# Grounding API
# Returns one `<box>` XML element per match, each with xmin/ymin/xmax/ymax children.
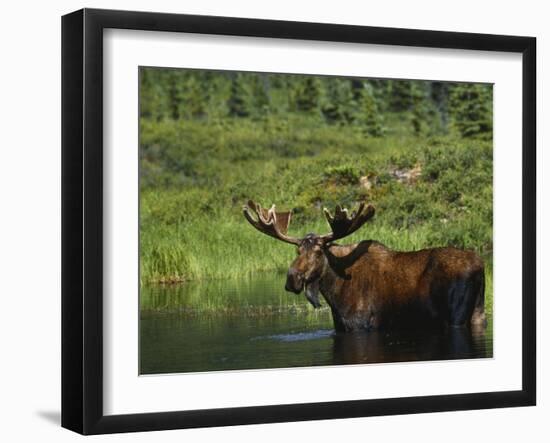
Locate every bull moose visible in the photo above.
<box><xmin>243</xmin><ymin>200</ymin><xmax>486</xmax><ymax>332</ymax></box>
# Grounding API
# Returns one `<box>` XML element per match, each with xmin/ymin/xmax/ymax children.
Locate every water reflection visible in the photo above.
<box><xmin>140</xmin><ymin>274</ymin><xmax>492</xmax><ymax>375</ymax></box>
<box><xmin>257</xmin><ymin>330</ymin><xmax>334</xmax><ymax>343</ymax></box>
<box><xmin>331</xmin><ymin>324</ymin><xmax>491</xmax><ymax>365</ymax></box>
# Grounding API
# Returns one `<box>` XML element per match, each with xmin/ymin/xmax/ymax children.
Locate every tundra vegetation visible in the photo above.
<box><xmin>139</xmin><ymin>68</ymin><xmax>493</xmax><ymax>316</ymax></box>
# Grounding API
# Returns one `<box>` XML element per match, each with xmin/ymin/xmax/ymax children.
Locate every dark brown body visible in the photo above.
<box><xmin>317</xmin><ymin>241</ymin><xmax>486</xmax><ymax>332</ymax></box>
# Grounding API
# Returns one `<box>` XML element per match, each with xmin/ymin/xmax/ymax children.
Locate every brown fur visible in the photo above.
<box><xmin>288</xmin><ymin>239</ymin><xmax>485</xmax><ymax>332</ymax></box>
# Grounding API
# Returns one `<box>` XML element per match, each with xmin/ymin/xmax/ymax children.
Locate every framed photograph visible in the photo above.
<box><xmin>61</xmin><ymin>8</ymin><xmax>536</xmax><ymax>435</ymax></box>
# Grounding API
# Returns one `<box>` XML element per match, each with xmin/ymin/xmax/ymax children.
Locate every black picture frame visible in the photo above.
<box><xmin>61</xmin><ymin>8</ymin><xmax>536</xmax><ymax>435</ymax></box>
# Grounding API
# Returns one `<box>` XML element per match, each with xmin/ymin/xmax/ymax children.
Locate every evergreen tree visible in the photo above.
<box><xmin>358</xmin><ymin>83</ymin><xmax>384</xmax><ymax>137</ymax></box>
<box><xmin>182</xmin><ymin>73</ymin><xmax>209</xmax><ymax>119</ymax></box>
<box><xmin>449</xmin><ymin>83</ymin><xmax>493</xmax><ymax>138</ymax></box>
<box><xmin>138</xmin><ymin>68</ymin><xmax>477</xmax><ymax>140</ymax></box>
<box><xmin>227</xmin><ymin>74</ymin><xmax>252</xmax><ymax>117</ymax></box>
<box><xmin>366</xmin><ymin>79</ymin><xmax>392</xmax><ymax>112</ymax></box>
<box><xmin>430</xmin><ymin>81</ymin><xmax>450</xmax><ymax>131</ymax></box>
<box><xmin>294</xmin><ymin>77</ymin><xmax>321</xmax><ymax>112</ymax></box>
<box><xmin>166</xmin><ymin>70</ymin><xmax>185</xmax><ymax>120</ymax></box>
<box><xmin>350</xmin><ymin>79</ymin><xmax>365</xmax><ymax>101</ymax></box>
<box><xmin>388</xmin><ymin>80</ymin><xmax>415</xmax><ymax>111</ymax></box>
<box><xmin>251</xmin><ymin>74</ymin><xmax>271</xmax><ymax>116</ymax></box>
<box><xmin>409</xmin><ymin>81</ymin><xmax>430</xmax><ymax>135</ymax></box>
<box><xmin>321</xmin><ymin>78</ymin><xmax>355</xmax><ymax>123</ymax></box>
<box><xmin>140</xmin><ymin>68</ymin><xmax>169</xmax><ymax>120</ymax></box>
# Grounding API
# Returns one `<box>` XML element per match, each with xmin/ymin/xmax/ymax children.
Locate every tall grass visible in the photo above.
<box><xmin>140</xmin><ymin>216</ymin><xmax>487</xmax><ymax>282</ymax></box>
<box><xmin>139</xmin><ymin>115</ymin><xmax>493</xmax><ymax>311</ymax></box>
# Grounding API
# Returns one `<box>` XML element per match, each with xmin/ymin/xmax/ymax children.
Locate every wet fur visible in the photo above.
<box><xmin>317</xmin><ymin>241</ymin><xmax>486</xmax><ymax>332</ymax></box>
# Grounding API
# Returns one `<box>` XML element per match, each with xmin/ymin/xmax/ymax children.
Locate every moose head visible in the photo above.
<box><xmin>243</xmin><ymin>200</ymin><xmax>375</xmax><ymax>307</ymax></box>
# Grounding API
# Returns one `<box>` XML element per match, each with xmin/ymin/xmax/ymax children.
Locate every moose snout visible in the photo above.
<box><xmin>285</xmin><ymin>268</ymin><xmax>304</xmax><ymax>294</ymax></box>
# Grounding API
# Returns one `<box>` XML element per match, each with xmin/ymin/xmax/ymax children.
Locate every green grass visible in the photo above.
<box><xmin>139</xmin><ymin>113</ymin><xmax>493</xmax><ymax>312</ymax></box>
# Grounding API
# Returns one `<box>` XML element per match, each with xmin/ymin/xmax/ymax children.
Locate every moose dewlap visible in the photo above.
<box><xmin>243</xmin><ymin>200</ymin><xmax>486</xmax><ymax>332</ymax></box>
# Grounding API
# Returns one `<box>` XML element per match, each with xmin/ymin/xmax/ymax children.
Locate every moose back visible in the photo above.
<box><xmin>243</xmin><ymin>200</ymin><xmax>486</xmax><ymax>332</ymax></box>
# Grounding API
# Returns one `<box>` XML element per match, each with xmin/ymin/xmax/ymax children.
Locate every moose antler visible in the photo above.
<box><xmin>243</xmin><ymin>200</ymin><xmax>301</xmax><ymax>245</ymax></box>
<box><xmin>320</xmin><ymin>202</ymin><xmax>375</xmax><ymax>243</ymax></box>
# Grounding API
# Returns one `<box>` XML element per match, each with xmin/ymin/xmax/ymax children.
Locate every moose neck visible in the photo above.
<box><xmin>318</xmin><ymin>241</ymin><xmax>376</xmax><ymax>327</ymax></box>
<box><xmin>318</xmin><ymin>243</ymin><xmax>366</xmax><ymax>306</ymax></box>
<box><xmin>317</xmin><ymin>246</ymin><xmax>355</xmax><ymax>331</ymax></box>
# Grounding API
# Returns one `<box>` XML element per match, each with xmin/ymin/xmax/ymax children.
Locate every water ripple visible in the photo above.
<box><xmin>255</xmin><ymin>329</ymin><xmax>334</xmax><ymax>342</ymax></box>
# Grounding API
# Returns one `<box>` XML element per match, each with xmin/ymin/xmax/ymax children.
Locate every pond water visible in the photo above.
<box><xmin>140</xmin><ymin>274</ymin><xmax>493</xmax><ymax>375</ymax></box>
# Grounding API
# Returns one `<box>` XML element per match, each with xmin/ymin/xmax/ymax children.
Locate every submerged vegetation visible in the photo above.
<box><xmin>139</xmin><ymin>68</ymin><xmax>493</xmax><ymax>311</ymax></box>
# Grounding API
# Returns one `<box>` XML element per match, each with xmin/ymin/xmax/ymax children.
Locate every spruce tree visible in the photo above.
<box><xmin>366</xmin><ymin>79</ymin><xmax>391</xmax><ymax>112</ymax></box>
<box><xmin>359</xmin><ymin>83</ymin><xmax>384</xmax><ymax>137</ymax></box>
<box><xmin>321</xmin><ymin>78</ymin><xmax>355</xmax><ymax>123</ymax></box>
<box><xmin>410</xmin><ymin>81</ymin><xmax>430</xmax><ymax>135</ymax></box>
<box><xmin>227</xmin><ymin>74</ymin><xmax>252</xmax><ymax>117</ymax></box>
<box><xmin>388</xmin><ymin>80</ymin><xmax>414</xmax><ymax>111</ymax></box>
<box><xmin>294</xmin><ymin>77</ymin><xmax>321</xmax><ymax>112</ymax></box>
<box><xmin>182</xmin><ymin>73</ymin><xmax>208</xmax><ymax>119</ymax></box>
<box><xmin>139</xmin><ymin>68</ymin><xmax>169</xmax><ymax>120</ymax></box>
<box><xmin>430</xmin><ymin>81</ymin><xmax>450</xmax><ymax>132</ymax></box>
<box><xmin>251</xmin><ymin>74</ymin><xmax>271</xmax><ymax>116</ymax></box>
<box><xmin>449</xmin><ymin>83</ymin><xmax>493</xmax><ymax>139</ymax></box>
<box><xmin>166</xmin><ymin>70</ymin><xmax>185</xmax><ymax>120</ymax></box>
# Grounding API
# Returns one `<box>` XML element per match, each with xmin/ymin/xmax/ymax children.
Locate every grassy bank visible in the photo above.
<box><xmin>140</xmin><ymin>117</ymin><xmax>492</xmax><ymax>277</ymax></box>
